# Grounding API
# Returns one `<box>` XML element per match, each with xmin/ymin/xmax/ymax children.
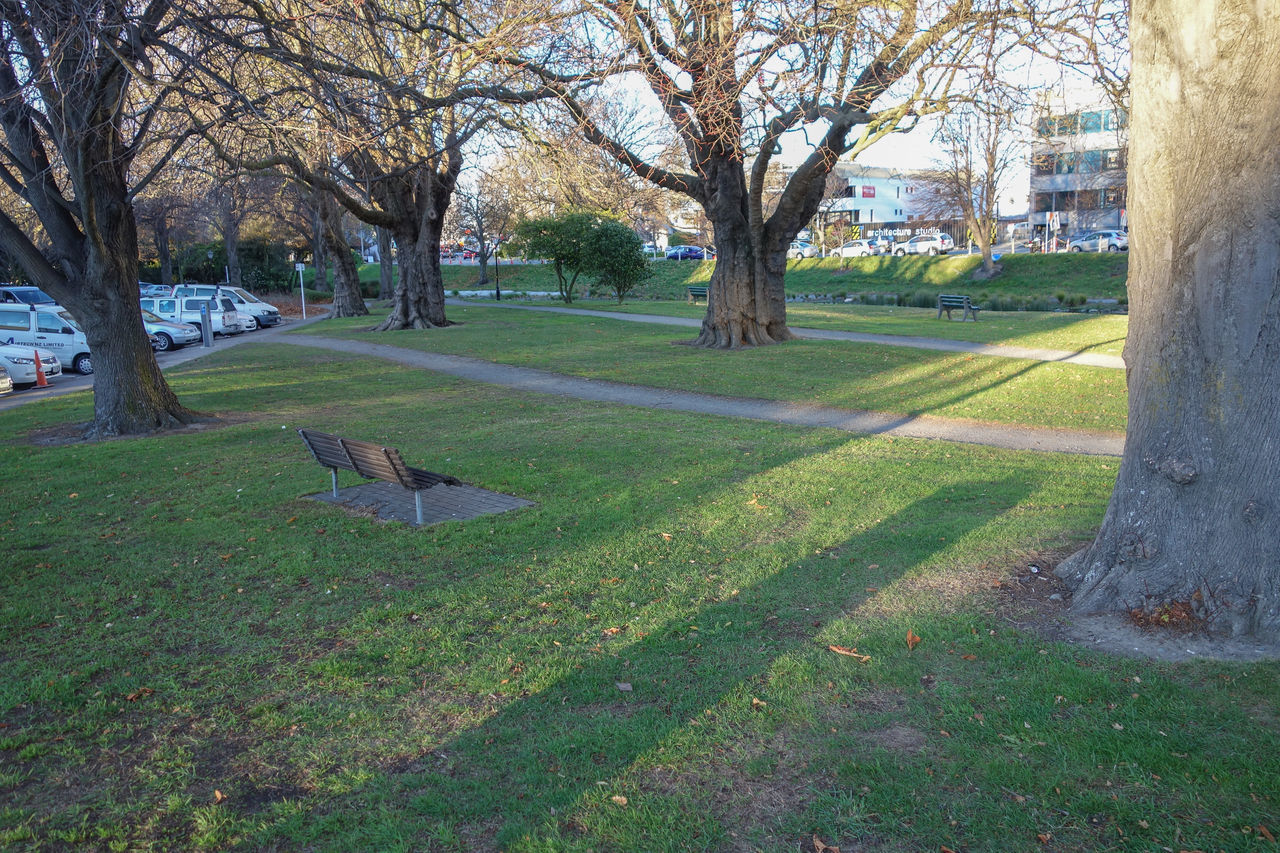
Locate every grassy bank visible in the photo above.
<box><xmin>419</xmin><ymin>252</ymin><xmax>1128</xmax><ymax>310</ymax></box>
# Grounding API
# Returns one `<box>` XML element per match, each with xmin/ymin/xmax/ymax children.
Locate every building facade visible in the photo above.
<box><xmin>1029</xmin><ymin>89</ymin><xmax>1128</xmax><ymax>235</ymax></box>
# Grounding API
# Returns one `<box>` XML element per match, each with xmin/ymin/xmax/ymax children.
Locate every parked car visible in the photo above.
<box><xmin>786</xmin><ymin>241</ymin><xmax>821</xmax><ymax>259</ymax></box>
<box><xmin>0</xmin><ymin>304</ymin><xmax>94</xmax><ymax>374</ymax></box>
<box><xmin>666</xmin><ymin>245</ymin><xmax>706</xmax><ymax>260</ymax></box>
<box><xmin>833</xmin><ymin>239</ymin><xmax>877</xmax><ymax>257</ymax></box>
<box><xmin>0</xmin><ymin>363</ymin><xmax>12</xmax><ymax>395</ymax></box>
<box><xmin>0</xmin><ymin>342</ymin><xmax>61</xmax><ymax>386</ymax></box>
<box><xmin>893</xmin><ymin>233</ymin><xmax>955</xmax><ymax>255</ymax></box>
<box><xmin>140</xmin><ymin>295</ymin><xmax>244</xmax><ymax>337</ymax></box>
<box><xmin>1067</xmin><ymin>230</ymin><xmax>1128</xmax><ymax>252</ymax></box>
<box><xmin>0</xmin><ymin>285</ymin><xmax>57</xmax><ymax>306</ymax></box>
<box><xmin>139</xmin><ymin>283</ymin><xmax>173</xmax><ymax>297</ymax></box>
<box><xmin>172</xmin><ymin>285</ymin><xmax>282</xmax><ymax>328</ymax></box>
<box><xmin>141</xmin><ymin>309</ymin><xmax>201</xmax><ymax>352</ymax></box>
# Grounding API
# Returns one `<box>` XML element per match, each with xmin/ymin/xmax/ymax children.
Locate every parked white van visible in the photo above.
<box><xmin>172</xmin><ymin>285</ymin><xmax>281</xmax><ymax>329</ymax></box>
<box><xmin>0</xmin><ymin>304</ymin><xmax>94</xmax><ymax>374</ymax></box>
<box><xmin>139</xmin><ymin>295</ymin><xmax>244</xmax><ymax>337</ymax></box>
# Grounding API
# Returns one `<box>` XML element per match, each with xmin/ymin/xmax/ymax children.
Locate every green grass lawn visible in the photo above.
<box><xmin>301</xmin><ymin>307</ymin><xmax>1129</xmax><ymax>433</ymax></box>
<box><xmin>2</xmin><ymin>337</ymin><xmax>1275</xmax><ymax>852</ymax></box>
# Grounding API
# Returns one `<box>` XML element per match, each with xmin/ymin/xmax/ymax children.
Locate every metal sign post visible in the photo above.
<box><xmin>295</xmin><ymin>262</ymin><xmax>307</xmax><ymax>319</ymax></box>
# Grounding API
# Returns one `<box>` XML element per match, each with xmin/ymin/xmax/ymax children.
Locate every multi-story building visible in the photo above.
<box><xmin>1029</xmin><ymin>89</ymin><xmax>1128</xmax><ymax>236</ymax></box>
<box><xmin>820</xmin><ymin>164</ymin><xmax>920</xmax><ymax>227</ymax></box>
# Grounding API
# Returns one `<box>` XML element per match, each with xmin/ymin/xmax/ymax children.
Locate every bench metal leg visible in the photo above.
<box><xmin>330</xmin><ymin>468</ymin><xmax>339</xmax><ymax>498</ymax></box>
<box><xmin>414</xmin><ymin>491</ymin><xmax>423</xmax><ymax>525</ymax></box>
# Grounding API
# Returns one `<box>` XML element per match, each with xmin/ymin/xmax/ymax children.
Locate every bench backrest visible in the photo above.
<box><xmin>937</xmin><ymin>294</ymin><xmax>970</xmax><ymax>306</ymax></box>
<box><xmin>298</xmin><ymin>428</ymin><xmax>413</xmax><ymax>489</ymax></box>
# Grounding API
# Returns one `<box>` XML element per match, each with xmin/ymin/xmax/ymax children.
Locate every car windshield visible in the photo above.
<box><xmin>56</xmin><ymin>310</ymin><xmax>82</xmax><ymax>332</ymax></box>
<box><xmin>6</xmin><ymin>287</ymin><xmax>55</xmax><ymax>304</ymax></box>
<box><xmin>141</xmin><ymin>309</ymin><xmax>162</xmax><ymax>322</ymax></box>
<box><xmin>230</xmin><ymin>287</ymin><xmax>261</xmax><ymax>303</ymax></box>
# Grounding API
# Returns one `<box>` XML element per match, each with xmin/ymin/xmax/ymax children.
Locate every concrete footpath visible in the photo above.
<box><xmin>453</xmin><ymin>301</ymin><xmax>1127</xmax><ymax>370</ymax></box>
<box><xmin>2</xmin><ymin>311</ymin><xmax>1125</xmax><ymax>457</ymax></box>
<box><xmin>277</xmin><ymin>333</ymin><xmax>1124</xmax><ymax>457</ymax></box>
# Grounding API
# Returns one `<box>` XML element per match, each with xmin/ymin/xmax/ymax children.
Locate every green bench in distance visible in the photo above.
<box><xmin>937</xmin><ymin>293</ymin><xmax>981</xmax><ymax>321</ymax></box>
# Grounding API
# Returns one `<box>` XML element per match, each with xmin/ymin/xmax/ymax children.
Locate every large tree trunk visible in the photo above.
<box><xmin>377</xmin><ymin>227</ymin><xmax>393</xmax><ymax>299</ymax></box>
<box><xmin>63</xmin><ymin>166</ymin><xmax>199</xmax><ymax>438</ymax></box>
<box><xmin>318</xmin><ymin>193</ymin><xmax>368</xmax><ymax>318</ymax></box>
<box><xmin>372</xmin><ymin>161</ymin><xmax>458</xmax><ymax>331</ymax></box>
<box><xmin>1056</xmin><ymin>0</ymin><xmax>1280</xmax><ymax>640</ymax></box>
<box><xmin>693</xmin><ymin>160</ymin><xmax>794</xmax><ymax>348</ymax></box>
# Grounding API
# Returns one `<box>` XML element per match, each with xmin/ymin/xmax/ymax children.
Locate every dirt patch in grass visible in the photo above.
<box><xmin>27</xmin><ymin>412</ymin><xmax>255</xmax><ymax>446</ymax></box>
<box><xmin>993</xmin><ymin>547</ymin><xmax>1280</xmax><ymax>663</ymax></box>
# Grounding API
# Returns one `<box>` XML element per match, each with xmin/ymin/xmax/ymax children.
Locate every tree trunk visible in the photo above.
<box><xmin>156</xmin><ymin>215</ymin><xmax>174</xmax><ymax>286</ymax></box>
<box><xmin>311</xmin><ymin>202</ymin><xmax>329</xmax><ymax>291</ymax></box>
<box><xmin>319</xmin><ymin>193</ymin><xmax>368</xmax><ymax>318</ymax></box>
<box><xmin>372</xmin><ymin>162</ymin><xmax>458</xmax><ymax>331</ymax></box>
<box><xmin>225</xmin><ymin>224</ymin><xmax>241</xmax><ymax>287</ymax></box>
<box><xmin>692</xmin><ymin>162</ymin><xmax>794</xmax><ymax>348</ymax></box>
<box><xmin>1056</xmin><ymin>0</ymin><xmax>1280</xmax><ymax>641</ymax></box>
<box><xmin>377</xmin><ymin>227</ymin><xmax>393</xmax><ymax>299</ymax></box>
<box><xmin>63</xmin><ymin>171</ymin><xmax>200</xmax><ymax>437</ymax></box>
<box><xmin>220</xmin><ymin>195</ymin><xmax>241</xmax><ymax>287</ymax></box>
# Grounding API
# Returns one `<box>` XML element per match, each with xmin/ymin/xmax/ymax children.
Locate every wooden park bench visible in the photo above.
<box><xmin>297</xmin><ymin>428</ymin><xmax>461</xmax><ymax>525</ymax></box>
<box><xmin>686</xmin><ymin>285</ymin><xmax>708</xmax><ymax>303</ymax></box>
<box><xmin>936</xmin><ymin>294</ymin><xmax>980</xmax><ymax>321</ymax></box>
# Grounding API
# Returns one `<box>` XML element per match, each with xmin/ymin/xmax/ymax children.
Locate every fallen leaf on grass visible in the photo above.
<box><xmin>961</xmin><ymin>654</ymin><xmax>977</xmax><ymax>661</ymax></box>
<box><xmin>660</xmin><ymin>532</ymin><xmax>673</xmax><ymax>541</ymax></box>
<box><xmin>214</xmin><ymin>789</ymin><xmax>227</xmax><ymax>804</ymax></box>
<box><xmin>1258</xmin><ymin>825</ymin><xmax>1275</xmax><ymax>843</ymax></box>
<box><xmin>812</xmin><ymin>834</ymin><xmax>840</xmax><ymax>853</ymax></box>
<box><xmin>907</xmin><ymin>630</ymin><xmax>922</xmax><ymax>650</ymax></box>
<box><xmin>1037</xmin><ymin>833</ymin><xmax>1051</xmax><ymax>844</ymax></box>
<box><xmin>610</xmin><ymin>795</ymin><xmax>628</xmax><ymax>806</ymax></box>
<box><xmin>615</xmin><ymin>682</ymin><xmax>632</xmax><ymax>692</ymax></box>
<box><xmin>125</xmin><ymin>687</ymin><xmax>154</xmax><ymax>702</ymax></box>
<box><xmin>751</xmin><ymin>697</ymin><xmax>767</xmax><ymax>709</ymax></box>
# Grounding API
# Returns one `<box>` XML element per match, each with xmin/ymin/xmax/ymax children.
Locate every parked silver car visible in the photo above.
<box><xmin>833</xmin><ymin>239</ymin><xmax>877</xmax><ymax>257</ymax></box>
<box><xmin>1068</xmin><ymin>230</ymin><xmax>1128</xmax><ymax>252</ymax></box>
<box><xmin>787</xmin><ymin>241</ymin><xmax>821</xmax><ymax>259</ymax></box>
<box><xmin>141</xmin><ymin>309</ymin><xmax>201</xmax><ymax>352</ymax></box>
<box><xmin>893</xmin><ymin>233</ymin><xmax>955</xmax><ymax>255</ymax></box>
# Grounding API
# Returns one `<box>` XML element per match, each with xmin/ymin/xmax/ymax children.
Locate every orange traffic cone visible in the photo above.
<box><xmin>33</xmin><ymin>349</ymin><xmax>48</xmax><ymax>387</ymax></box>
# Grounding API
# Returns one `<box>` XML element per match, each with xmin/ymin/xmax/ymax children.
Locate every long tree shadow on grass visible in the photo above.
<box><xmin>299</xmin><ymin>474</ymin><xmax>1039</xmax><ymax>848</ymax></box>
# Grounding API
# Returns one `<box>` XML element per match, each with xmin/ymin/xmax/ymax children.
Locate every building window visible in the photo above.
<box><xmin>1080</xmin><ymin>110</ymin><xmax>1104</xmax><ymax>133</ymax></box>
<box><xmin>1103</xmin><ymin>109</ymin><xmax>1128</xmax><ymax>131</ymax></box>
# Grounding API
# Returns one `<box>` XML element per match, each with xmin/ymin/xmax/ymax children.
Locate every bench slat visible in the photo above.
<box><xmin>339</xmin><ymin>438</ymin><xmax>411</xmax><ymax>488</ymax></box>
<box><xmin>298</xmin><ymin>428</ymin><xmax>357</xmax><ymax>471</ymax></box>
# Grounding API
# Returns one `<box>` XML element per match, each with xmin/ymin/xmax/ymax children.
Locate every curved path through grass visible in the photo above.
<box><xmin>448</xmin><ymin>300</ymin><xmax>1127</xmax><ymax>369</ymax></box>
<box><xmin>280</xmin><ymin>333</ymin><xmax>1124</xmax><ymax>456</ymax></box>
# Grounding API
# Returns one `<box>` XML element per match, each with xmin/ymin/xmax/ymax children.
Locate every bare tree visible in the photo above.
<box><xmin>451</xmin><ymin>175</ymin><xmax>516</xmax><ymax>293</ymax></box>
<box><xmin>528</xmin><ymin>0</ymin><xmax>1020</xmax><ymax>347</ymax></box>
<box><xmin>0</xmin><ymin>0</ymin><xmax>201</xmax><ymax>437</ymax></box>
<box><xmin>176</xmin><ymin>0</ymin><xmax>557</xmax><ymax>330</ymax></box>
<box><xmin>1056</xmin><ymin>0</ymin><xmax>1280</xmax><ymax>642</ymax></box>
<box><xmin>914</xmin><ymin>87</ymin><xmax>1025</xmax><ymax>276</ymax></box>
